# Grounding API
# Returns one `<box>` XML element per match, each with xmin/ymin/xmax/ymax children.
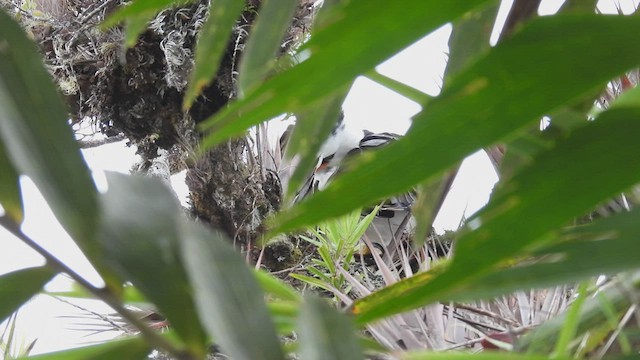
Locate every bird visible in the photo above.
<box><xmin>293</xmin><ymin>115</ymin><xmax>416</xmax><ymax>265</ymax></box>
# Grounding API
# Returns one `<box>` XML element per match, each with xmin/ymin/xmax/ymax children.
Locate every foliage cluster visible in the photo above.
<box><xmin>1</xmin><ymin>0</ymin><xmax>640</xmax><ymax>359</ymax></box>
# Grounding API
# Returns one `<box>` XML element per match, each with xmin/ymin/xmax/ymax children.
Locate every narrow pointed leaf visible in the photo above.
<box><xmin>198</xmin><ymin>0</ymin><xmax>495</xmax><ymax>145</ymax></box>
<box><xmin>364</xmin><ymin>70</ymin><xmax>430</xmax><ymax>104</ymax></box>
<box><xmin>352</xmin><ymin>107</ymin><xmax>640</xmax><ymax>324</ymax></box>
<box><xmin>179</xmin><ymin>219</ymin><xmax>284</xmax><ymax>360</ymax></box>
<box><xmin>285</xmin><ymin>92</ymin><xmax>347</xmax><ymax>199</ymax></box>
<box><xmin>102</xmin><ymin>0</ymin><xmax>184</xmax><ymax>28</ymax></box>
<box><xmin>0</xmin><ymin>142</ymin><xmax>22</xmax><ymax>222</ymax></box>
<box><xmin>0</xmin><ymin>10</ymin><xmax>98</xmax><ymax>244</ymax></box>
<box><xmin>298</xmin><ymin>296</ymin><xmax>363</xmax><ymax>360</ymax></box>
<box><xmin>0</xmin><ymin>266</ymin><xmax>56</xmax><ymax>323</ymax></box>
<box><xmin>411</xmin><ymin>5</ymin><xmax>496</xmax><ymax>245</ymax></box>
<box><xmin>27</xmin><ymin>336</ymin><xmax>150</xmax><ymax>360</ymax></box>
<box><xmin>237</xmin><ymin>0</ymin><xmax>298</xmax><ymax>94</ymax></box>
<box><xmin>446</xmin><ymin>2</ymin><xmax>498</xmax><ymax>77</ymax></box>
<box><xmin>98</xmin><ymin>172</ymin><xmax>206</xmax><ymax>355</ymax></box>
<box><xmin>102</xmin><ymin>0</ymin><xmax>191</xmax><ymax>47</ymax></box>
<box><xmin>273</xmin><ymin>14</ymin><xmax>640</xmax><ymax>234</ymax></box>
<box><xmin>519</xmin><ymin>271</ymin><xmax>640</xmax><ymax>354</ymax></box>
<box><xmin>182</xmin><ymin>0</ymin><xmax>245</xmax><ymax>109</ymax></box>
<box><xmin>255</xmin><ymin>269</ymin><xmax>301</xmax><ymax>302</ymax></box>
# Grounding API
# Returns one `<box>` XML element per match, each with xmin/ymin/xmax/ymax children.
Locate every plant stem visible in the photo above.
<box><xmin>0</xmin><ymin>216</ymin><xmax>190</xmax><ymax>360</ymax></box>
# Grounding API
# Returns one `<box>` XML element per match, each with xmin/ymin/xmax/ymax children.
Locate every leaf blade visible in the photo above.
<box><xmin>198</xmin><ymin>0</ymin><xmax>495</xmax><ymax>145</ymax></box>
<box><xmin>179</xmin><ymin>219</ymin><xmax>284</xmax><ymax>360</ymax></box>
<box><xmin>0</xmin><ymin>10</ymin><xmax>98</xmax><ymax>246</ymax></box>
<box><xmin>98</xmin><ymin>172</ymin><xmax>206</xmax><ymax>355</ymax></box>
<box><xmin>298</xmin><ymin>297</ymin><xmax>363</xmax><ymax>360</ymax></box>
<box><xmin>237</xmin><ymin>0</ymin><xmax>298</xmax><ymax>94</ymax></box>
<box><xmin>273</xmin><ymin>14</ymin><xmax>640</xmax><ymax>234</ymax></box>
<box><xmin>182</xmin><ymin>0</ymin><xmax>245</xmax><ymax>109</ymax></box>
<box><xmin>0</xmin><ymin>266</ymin><xmax>56</xmax><ymax>324</ymax></box>
<box><xmin>352</xmin><ymin>107</ymin><xmax>640</xmax><ymax>324</ymax></box>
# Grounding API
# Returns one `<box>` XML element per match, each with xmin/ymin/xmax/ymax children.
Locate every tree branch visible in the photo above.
<box><xmin>0</xmin><ymin>215</ymin><xmax>190</xmax><ymax>359</ymax></box>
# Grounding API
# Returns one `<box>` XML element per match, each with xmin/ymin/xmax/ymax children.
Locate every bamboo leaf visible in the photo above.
<box><xmin>520</xmin><ymin>272</ymin><xmax>640</xmax><ymax>354</ymax></box>
<box><xmin>182</xmin><ymin>0</ymin><xmax>245</xmax><ymax>109</ymax></box>
<box><xmin>284</xmin><ymin>92</ymin><xmax>347</xmax><ymax>200</ymax></box>
<box><xmin>255</xmin><ymin>269</ymin><xmax>301</xmax><ymax>302</ymax></box>
<box><xmin>0</xmin><ymin>266</ymin><xmax>56</xmax><ymax>324</ymax></box>
<box><xmin>352</xmin><ymin>107</ymin><xmax>640</xmax><ymax>324</ymax></box>
<box><xmin>102</xmin><ymin>0</ymin><xmax>190</xmax><ymax>47</ymax></box>
<box><xmin>27</xmin><ymin>336</ymin><xmax>150</xmax><ymax>360</ymax></box>
<box><xmin>0</xmin><ymin>10</ymin><xmax>98</xmax><ymax>246</ymax></box>
<box><xmin>0</xmin><ymin>141</ymin><xmax>22</xmax><ymax>222</ymax></box>
<box><xmin>298</xmin><ymin>296</ymin><xmax>363</xmax><ymax>360</ymax></box>
<box><xmin>272</xmin><ymin>14</ymin><xmax>640</xmax><ymax>234</ymax></box>
<box><xmin>179</xmin><ymin>218</ymin><xmax>284</xmax><ymax>360</ymax></box>
<box><xmin>98</xmin><ymin>172</ymin><xmax>206</xmax><ymax>356</ymax></box>
<box><xmin>102</xmin><ymin>0</ymin><xmax>184</xmax><ymax>28</ymax></box>
<box><xmin>198</xmin><ymin>0</ymin><xmax>495</xmax><ymax>145</ymax></box>
<box><xmin>237</xmin><ymin>0</ymin><xmax>298</xmax><ymax>95</ymax></box>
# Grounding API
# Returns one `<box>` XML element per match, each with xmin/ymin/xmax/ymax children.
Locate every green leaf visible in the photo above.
<box><xmin>290</xmin><ymin>273</ymin><xmax>334</xmax><ymax>293</ymax></box>
<box><xmin>385</xmin><ymin>206</ymin><xmax>640</xmax><ymax>307</ymax></box>
<box><xmin>182</xmin><ymin>0</ymin><xmax>245</xmax><ymax>109</ymax></box>
<box><xmin>198</xmin><ymin>0</ymin><xmax>495</xmax><ymax>145</ymax></box>
<box><xmin>179</xmin><ymin>219</ymin><xmax>284</xmax><ymax>360</ymax></box>
<box><xmin>0</xmin><ymin>266</ymin><xmax>56</xmax><ymax>323</ymax></box>
<box><xmin>255</xmin><ymin>269</ymin><xmax>301</xmax><ymax>302</ymax></box>
<box><xmin>520</xmin><ymin>272</ymin><xmax>640</xmax><ymax>354</ymax></box>
<box><xmin>364</xmin><ymin>70</ymin><xmax>430</xmax><ymax>104</ymax></box>
<box><xmin>284</xmin><ymin>92</ymin><xmax>347</xmax><ymax>199</ymax></box>
<box><xmin>552</xmin><ymin>282</ymin><xmax>588</xmax><ymax>357</ymax></box>
<box><xmin>102</xmin><ymin>0</ymin><xmax>182</xmax><ymax>28</ymax></box>
<box><xmin>102</xmin><ymin>0</ymin><xmax>189</xmax><ymax>47</ymax></box>
<box><xmin>298</xmin><ymin>296</ymin><xmax>363</xmax><ymax>360</ymax></box>
<box><xmin>0</xmin><ymin>141</ymin><xmax>22</xmax><ymax>222</ymax></box>
<box><xmin>272</xmin><ymin>14</ymin><xmax>640</xmax><ymax>234</ymax></box>
<box><xmin>98</xmin><ymin>172</ymin><xmax>206</xmax><ymax>356</ymax></box>
<box><xmin>445</xmin><ymin>2</ymin><xmax>498</xmax><ymax>77</ymax></box>
<box><xmin>237</xmin><ymin>0</ymin><xmax>298</xmax><ymax>95</ymax></box>
<box><xmin>0</xmin><ymin>10</ymin><xmax>98</xmax><ymax>245</ymax></box>
<box><xmin>268</xmin><ymin>301</ymin><xmax>299</xmax><ymax>335</ymax></box>
<box><xmin>26</xmin><ymin>336</ymin><xmax>150</xmax><ymax>360</ymax></box>
<box><xmin>352</xmin><ymin>107</ymin><xmax>640</xmax><ymax>324</ymax></box>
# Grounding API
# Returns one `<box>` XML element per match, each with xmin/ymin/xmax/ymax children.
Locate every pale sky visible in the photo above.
<box><xmin>1</xmin><ymin>0</ymin><xmax>638</xmax><ymax>355</ymax></box>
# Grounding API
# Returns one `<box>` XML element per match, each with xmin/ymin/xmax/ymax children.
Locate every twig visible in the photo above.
<box><xmin>453</xmin><ymin>303</ymin><xmax>521</xmax><ymax>328</ymax></box>
<box><xmin>0</xmin><ymin>216</ymin><xmax>190</xmax><ymax>360</ymax></box>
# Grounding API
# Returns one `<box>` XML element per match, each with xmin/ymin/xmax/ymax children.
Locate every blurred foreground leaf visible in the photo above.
<box><xmin>237</xmin><ymin>0</ymin><xmax>298</xmax><ymax>95</ymax></box>
<box><xmin>182</xmin><ymin>0</ymin><xmax>245</xmax><ymax>109</ymax></box>
<box><xmin>0</xmin><ymin>142</ymin><xmax>22</xmax><ymax>222</ymax></box>
<box><xmin>0</xmin><ymin>9</ymin><xmax>98</xmax><ymax>246</ymax></box>
<box><xmin>98</xmin><ymin>172</ymin><xmax>206</xmax><ymax>355</ymax></box>
<box><xmin>179</xmin><ymin>220</ymin><xmax>284</xmax><ymax>360</ymax></box>
<box><xmin>520</xmin><ymin>271</ymin><xmax>640</xmax><ymax>354</ymax></box>
<box><xmin>352</xmin><ymin>107</ymin><xmax>640</xmax><ymax>324</ymax></box>
<box><xmin>298</xmin><ymin>296</ymin><xmax>363</xmax><ymax>360</ymax></box>
<box><xmin>273</xmin><ymin>14</ymin><xmax>640</xmax><ymax>233</ymax></box>
<box><xmin>199</xmin><ymin>0</ymin><xmax>494</xmax><ymax>145</ymax></box>
<box><xmin>0</xmin><ymin>266</ymin><xmax>56</xmax><ymax>323</ymax></box>
<box><xmin>27</xmin><ymin>336</ymin><xmax>150</xmax><ymax>360</ymax></box>
<box><xmin>102</xmin><ymin>0</ymin><xmax>189</xmax><ymax>48</ymax></box>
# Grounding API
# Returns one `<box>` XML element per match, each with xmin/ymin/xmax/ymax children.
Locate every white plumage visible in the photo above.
<box><xmin>294</xmin><ymin>119</ymin><xmax>416</xmax><ymax>264</ymax></box>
